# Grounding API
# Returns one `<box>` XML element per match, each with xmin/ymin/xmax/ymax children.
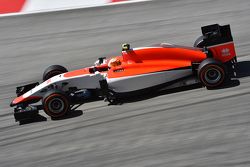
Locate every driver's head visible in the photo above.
<box><xmin>108</xmin><ymin>58</ymin><xmax>121</xmax><ymax>68</ymax></box>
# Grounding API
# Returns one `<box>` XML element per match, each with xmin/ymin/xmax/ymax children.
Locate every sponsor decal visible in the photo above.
<box><xmin>221</xmin><ymin>48</ymin><xmax>230</xmax><ymax>56</ymax></box>
<box><xmin>47</xmin><ymin>79</ymin><xmax>51</xmax><ymax>84</ymax></box>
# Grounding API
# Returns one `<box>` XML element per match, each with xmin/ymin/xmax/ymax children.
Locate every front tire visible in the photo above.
<box><xmin>198</xmin><ymin>59</ymin><xmax>226</xmax><ymax>88</ymax></box>
<box><xmin>43</xmin><ymin>91</ymin><xmax>70</xmax><ymax>118</ymax></box>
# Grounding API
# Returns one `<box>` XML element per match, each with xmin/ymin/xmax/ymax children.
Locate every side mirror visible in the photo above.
<box><xmin>95</xmin><ymin>57</ymin><xmax>106</xmax><ymax>66</ymax></box>
<box><xmin>98</xmin><ymin>57</ymin><xmax>106</xmax><ymax>64</ymax></box>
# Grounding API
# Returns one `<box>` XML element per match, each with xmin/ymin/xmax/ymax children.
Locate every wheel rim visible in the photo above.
<box><xmin>48</xmin><ymin>97</ymin><xmax>65</xmax><ymax>114</ymax></box>
<box><xmin>204</xmin><ymin>67</ymin><xmax>222</xmax><ymax>84</ymax></box>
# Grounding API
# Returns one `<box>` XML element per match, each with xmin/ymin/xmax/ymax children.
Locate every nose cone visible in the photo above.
<box><xmin>10</xmin><ymin>95</ymin><xmax>41</xmax><ymax>107</ymax></box>
<box><xmin>10</xmin><ymin>95</ymin><xmax>24</xmax><ymax>107</ymax></box>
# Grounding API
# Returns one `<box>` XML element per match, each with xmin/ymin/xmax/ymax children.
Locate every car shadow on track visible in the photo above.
<box><xmin>236</xmin><ymin>61</ymin><xmax>250</xmax><ymax>78</ymax></box>
<box><xmin>19</xmin><ymin>110</ymin><xmax>83</xmax><ymax>125</ymax></box>
<box><xmin>112</xmin><ymin>82</ymin><xmax>237</xmax><ymax>105</ymax></box>
<box><xmin>112</xmin><ymin>83</ymin><xmax>203</xmax><ymax>105</ymax></box>
<box><xmin>51</xmin><ymin>110</ymin><xmax>83</xmax><ymax>121</ymax></box>
<box><xmin>19</xmin><ymin>114</ymin><xmax>47</xmax><ymax>125</ymax></box>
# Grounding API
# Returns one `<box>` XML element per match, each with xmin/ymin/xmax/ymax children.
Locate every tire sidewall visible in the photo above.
<box><xmin>43</xmin><ymin>93</ymin><xmax>69</xmax><ymax>118</ymax></box>
<box><xmin>194</xmin><ymin>35</ymin><xmax>205</xmax><ymax>48</ymax></box>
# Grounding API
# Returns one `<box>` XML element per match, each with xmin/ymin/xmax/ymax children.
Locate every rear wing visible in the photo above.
<box><xmin>201</xmin><ymin>24</ymin><xmax>233</xmax><ymax>47</ymax></box>
<box><xmin>201</xmin><ymin>24</ymin><xmax>236</xmax><ymax>63</ymax></box>
<box><xmin>201</xmin><ymin>24</ymin><xmax>237</xmax><ymax>78</ymax></box>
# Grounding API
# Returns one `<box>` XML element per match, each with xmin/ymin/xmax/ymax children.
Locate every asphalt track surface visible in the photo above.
<box><xmin>1</xmin><ymin>0</ymin><xmax>250</xmax><ymax>166</ymax></box>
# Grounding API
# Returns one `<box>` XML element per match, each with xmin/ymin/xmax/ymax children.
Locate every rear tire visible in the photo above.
<box><xmin>43</xmin><ymin>91</ymin><xmax>70</xmax><ymax>118</ymax></box>
<box><xmin>43</xmin><ymin>65</ymin><xmax>68</xmax><ymax>81</ymax></box>
<box><xmin>194</xmin><ymin>36</ymin><xmax>205</xmax><ymax>48</ymax></box>
<box><xmin>198</xmin><ymin>58</ymin><xmax>226</xmax><ymax>88</ymax></box>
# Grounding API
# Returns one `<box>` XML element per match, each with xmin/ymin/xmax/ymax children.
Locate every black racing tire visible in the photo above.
<box><xmin>194</xmin><ymin>35</ymin><xmax>205</xmax><ymax>48</ymax></box>
<box><xmin>43</xmin><ymin>65</ymin><xmax>68</xmax><ymax>81</ymax></box>
<box><xmin>43</xmin><ymin>90</ymin><xmax>70</xmax><ymax>118</ymax></box>
<box><xmin>198</xmin><ymin>58</ymin><xmax>227</xmax><ymax>89</ymax></box>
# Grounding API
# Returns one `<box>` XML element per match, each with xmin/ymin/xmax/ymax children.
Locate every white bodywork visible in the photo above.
<box><xmin>107</xmin><ymin>69</ymin><xmax>193</xmax><ymax>93</ymax></box>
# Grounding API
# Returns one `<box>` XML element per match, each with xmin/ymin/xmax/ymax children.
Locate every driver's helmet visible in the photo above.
<box><xmin>122</xmin><ymin>43</ymin><xmax>130</xmax><ymax>51</ymax></box>
<box><xmin>108</xmin><ymin>57</ymin><xmax>121</xmax><ymax>68</ymax></box>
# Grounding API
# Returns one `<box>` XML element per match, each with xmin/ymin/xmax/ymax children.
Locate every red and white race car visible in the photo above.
<box><xmin>10</xmin><ymin>24</ymin><xmax>237</xmax><ymax>123</ymax></box>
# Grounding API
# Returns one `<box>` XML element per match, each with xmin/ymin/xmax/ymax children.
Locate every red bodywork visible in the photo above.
<box><xmin>208</xmin><ymin>42</ymin><xmax>236</xmax><ymax>63</ymax></box>
<box><xmin>107</xmin><ymin>42</ymin><xmax>236</xmax><ymax>79</ymax></box>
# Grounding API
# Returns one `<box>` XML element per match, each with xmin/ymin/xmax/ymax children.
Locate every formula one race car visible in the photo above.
<box><xmin>10</xmin><ymin>24</ymin><xmax>237</xmax><ymax>123</ymax></box>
